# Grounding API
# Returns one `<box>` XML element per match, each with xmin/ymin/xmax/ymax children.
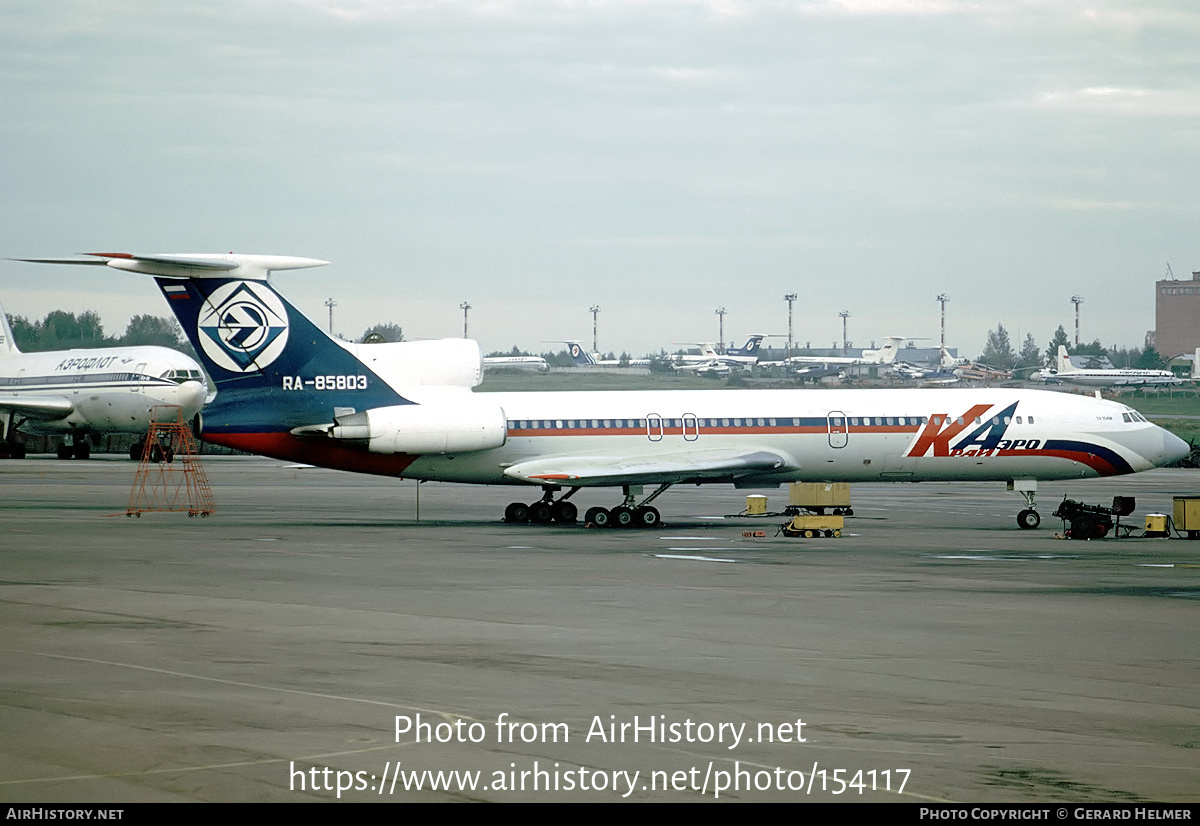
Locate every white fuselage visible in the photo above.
<box><xmin>1051</xmin><ymin>369</ymin><xmax>1181</xmax><ymax>387</ymax></box>
<box><xmin>0</xmin><ymin>345</ymin><xmax>208</xmax><ymax>435</ymax></box>
<box><xmin>394</xmin><ymin>387</ymin><xmax>1181</xmax><ymax>486</ymax></box>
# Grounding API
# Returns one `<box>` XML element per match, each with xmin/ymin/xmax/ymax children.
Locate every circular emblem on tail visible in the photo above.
<box><xmin>197</xmin><ymin>281</ymin><xmax>290</xmax><ymax>373</ymax></box>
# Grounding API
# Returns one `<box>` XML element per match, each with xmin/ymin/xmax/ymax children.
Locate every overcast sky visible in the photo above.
<box><xmin>2</xmin><ymin>0</ymin><xmax>1198</xmax><ymax>358</ymax></box>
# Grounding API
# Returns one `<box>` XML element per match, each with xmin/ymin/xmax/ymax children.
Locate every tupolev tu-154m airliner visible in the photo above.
<box><xmin>21</xmin><ymin>253</ymin><xmax>1190</xmax><ymax>529</ymax></box>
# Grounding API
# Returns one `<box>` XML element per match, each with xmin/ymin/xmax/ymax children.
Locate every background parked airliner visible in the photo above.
<box><xmin>671</xmin><ymin>335</ymin><xmax>763</xmax><ymax>374</ymax></box>
<box><xmin>562</xmin><ymin>342</ymin><xmax>651</xmax><ymax>368</ymax></box>
<box><xmin>23</xmin><ymin>253</ymin><xmax>1189</xmax><ymax>529</ymax></box>
<box><xmin>1034</xmin><ymin>345</ymin><xmax>1184</xmax><ymax>387</ymax></box>
<box><xmin>0</xmin><ymin>305</ymin><xmax>207</xmax><ymax>458</ymax></box>
<box><xmin>784</xmin><ymin>336</ymin><xmax>908</xmax><ymax>368</ymax></box>
<box><xmin>482</xmin><ymin>354</ymin><xmax>549</xmax><ymax>373</ymax></box>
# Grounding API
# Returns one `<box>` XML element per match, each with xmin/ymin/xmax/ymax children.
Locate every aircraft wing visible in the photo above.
<box><xmin>0</xmin><ymin>394</ymin><xmax>74</xmax><ymax>420</ymax></box>
<box><xmin>503</xmin><ymin>447</ymin><xmax>797</xmax><ymax>486</ymax></box>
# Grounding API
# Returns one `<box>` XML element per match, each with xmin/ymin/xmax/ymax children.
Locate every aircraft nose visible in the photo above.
<box><xmin>180</xmin><ymin>380</ymin><xmax>208</xmax><ymax>413</ymax></box>
<box><xmin>1162</xmin><ymin>428</ymin><xmax>1191</xmax><ymax>466</ymax></box>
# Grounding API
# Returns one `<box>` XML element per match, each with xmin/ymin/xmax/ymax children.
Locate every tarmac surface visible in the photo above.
<box><xmin>1</xmin><ymin>455</ymin><xmax>1197</xmax><ymax>802</ymax></box>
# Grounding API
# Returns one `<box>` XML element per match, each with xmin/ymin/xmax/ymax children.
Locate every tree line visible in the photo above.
<box><xmin>6</xmin><ymin>310</ymin><xmax>196</xmax><ymax>355</ymax></box>
<box><xmin>978</xmin><ymin>324</ymin><xmax>1168</xmax><ymax>372</ymax></box>
<box><xmin>4</xmin><ymin>311</ymin><xmax>417</xmax><ymax>354</ymax></box>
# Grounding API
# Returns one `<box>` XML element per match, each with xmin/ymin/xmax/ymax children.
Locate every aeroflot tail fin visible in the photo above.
<box><xmin>0</xmin><ymin>304</ymin><xmax>20</xmax><ymax>357</ymax></box>
<box><xmin>867</xmin><ymin>339</ymin><xmax>901</xmax><ymax>365</ymax></box>
<box><xmin>1057</xmin><ymin>345</ymin><xmax>1078</xmax><ymax>373</ymax></box>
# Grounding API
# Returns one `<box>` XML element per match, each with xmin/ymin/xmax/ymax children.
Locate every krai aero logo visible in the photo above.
<box><xmin>197</xmin><ymin>281</ymin><xmax>290</xmax><ymax>373</ymax></box>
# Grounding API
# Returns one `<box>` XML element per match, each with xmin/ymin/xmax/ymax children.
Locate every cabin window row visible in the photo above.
<box><xmin>0</xmin><ymin>372</ymin><xmax>150</xmax><ymax>387</ymax></box>
<box><xmin>507</xmin><ymin>415</ymin><xmax>1036</xmax><ymax>430</ymax></box>
<box><xmin>508</xmin><ymin>418</ymin><xmax>790</xmax><ymax>430</ymax></box>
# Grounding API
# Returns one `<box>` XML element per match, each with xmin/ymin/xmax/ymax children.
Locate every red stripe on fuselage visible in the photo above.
<box><xmin>206</xmin><ymin>432</ymin><xmax>419</xmax><ymax>477</ymax></box>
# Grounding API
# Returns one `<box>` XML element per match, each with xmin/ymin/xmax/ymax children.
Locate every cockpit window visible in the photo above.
<box><xmin>160</xmin><ymin>369</ymin><xmax>204</xmax><ymax>384</ymax></box>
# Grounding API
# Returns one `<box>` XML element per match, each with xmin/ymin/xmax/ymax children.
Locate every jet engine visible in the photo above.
<box><xmin>350</xmin><ymin>338</ymin><xmax>484</xmax><ymax>389</ymax></box>
<box><xmin>327</xmin><ymin>401</ymin><xmax>506</xmax><ymax>454</ymax></box>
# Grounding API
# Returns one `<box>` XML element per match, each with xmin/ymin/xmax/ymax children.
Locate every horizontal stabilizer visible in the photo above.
<box><xmin>14</xmin><ymin>253</ymin><xmax>329</xmax><ymax>280</ymax></box>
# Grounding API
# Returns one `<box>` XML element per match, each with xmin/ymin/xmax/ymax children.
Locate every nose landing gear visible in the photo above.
<box><xmin>1010</xmin><ymin>479</ymin><xmax>1041</xmax><ymax>530</ymax></box>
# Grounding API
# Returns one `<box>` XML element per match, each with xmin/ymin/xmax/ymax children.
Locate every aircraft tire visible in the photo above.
<box><xmin>529</xmin><ymin>502</ymin><xmax>554</xmax><ymax>524</ymax></box>
<box><xmin>130</xmin><ymin>442</ymin><xmax>144</xmax><ymax>461</ymax></box>
<box><xmin>150</xmin><ymin>444</ymin><xmax>164</xmax><ymax>463</ymax></box>
<box><xmin>634</xmin><ymin>506</ymin><xmax>660</xmax><ymax>529</ymax></box>
<box><xmin>1070</xmin><ymin>515</ymin><xmax>1095</xmax><ymax>540</ymax></box>
<box><xmin>610</xmin><ymin>506</ymin><xmax>635</xmax><ymax>529</ymax></box>
<box><xmin>504</xmin><ymin>502</ymin><xmax>530</xmax><ymax>523</ymax></box>
<box><xmin>76</xmin><ymin>441</ymin><xmax>91</xmax><ymax>460</ymax></box>
<box><xmin>1017</xmin><ymin>509</ymin><xmax>1041</xmax><ymax>530</ymax></box>
<box><xmin>56</xmin><ymin>443</ymin><xmax>71</xmax><ymax>460</ymax></box>
<box><xmin>587</xmin><ymin>507</ymin><xmax>610</xmax><ymax>528</ymax></box>
<box><xmin>552</xmin><ymin>501</ymin><xmax>578</xmax><ymax>524</ymax></box>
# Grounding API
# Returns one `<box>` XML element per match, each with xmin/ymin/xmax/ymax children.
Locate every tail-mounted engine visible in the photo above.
<box><xmin>322</xmin><ymin>402</ymin><xmax>507</xmax><ymax>454</ymax></box>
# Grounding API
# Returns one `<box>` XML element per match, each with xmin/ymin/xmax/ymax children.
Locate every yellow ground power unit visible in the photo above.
<box><xmin>781</xmin><ymin>514</ymin><xmax>844</xmax><ymax>538</ymax></box>
<box><xmin>1171</xmin><ymin>497</ymin><xmax>1200</xmax><ymax>538</ymax></box>
<box><xmin>1144</xmin><ymin>513</ymin><xmax>1170</xmax><ymax>538</ymax></box>
<box><xmin>745</xmin><ymin>495</ymin><xmax>769</xmax><ymax>516</ymax></box>
<box><xmin>788</xmin><ymin>482</ymin><xmax>852</xmax><ymax>515</ymax></box>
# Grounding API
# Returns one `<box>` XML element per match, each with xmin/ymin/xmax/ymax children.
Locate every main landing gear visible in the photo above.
<box><xmin>504</xmin><ymin>486</ymin><xmax>581</xmax><ymax>525</ymax></box>
<box><xmin>586</xmin><ymin>484</ymin><xmax>670</xmax><ymax>529</ymax></box>
<box><xmin>0</xmin><ymin>414</ymin><xmax>27</xmax><ymax>458</ymax></box>
<box><xmin>1011</xmin><ymin>479</ymin><xmax>1041</xmax><ymax>530</ymax></box>
<box><xmin>504</xmin><ymin>484</ymin><xmax>672</xmax><ymax>529</ymax></box>
<box><xmin>56</xmin><ymin>436</ymin><xmax>91</xmax><ymax>460</ymax></box>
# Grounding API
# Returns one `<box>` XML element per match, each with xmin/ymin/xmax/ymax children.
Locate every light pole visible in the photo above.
<box><xmin>715</xmin><ymin>307</ymin><xmax>727</xmax><ymax>354</ymax></box>
<box><xmin>324</xmin><ymin>297</ymin><xmax>336</xmax><ymax>335</ymax></box>
<box><xmin>838</xmin><ymin>310</ymin><xmax>850</xmax><ymax>357</ymax></box>
<box><xmin>590</xmin><ymin>305</ymin><xmax>600</xmax><ymax>354</ymax></box>
<box><xmin>1071</xmin><ymin>295</ymin><xmax>1083</xmax><ymax>346</ymax></box>
<box><xmin>460</xmin><ymin>301</ymin><xmax>471</xmax><ymax>338</ymax></box>
<box><xmin>784</xmin><ymin>293</ymin><xmax>797</xmax><ymax>359</ymax></box>
<box><xmin>936</xmin><ymin>293</ymin><xmax>949</xmax><ymax>361</ymax></box>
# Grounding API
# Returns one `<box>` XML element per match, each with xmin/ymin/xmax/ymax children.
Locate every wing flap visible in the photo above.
<box><xmin>503</xmin><ymin>447</ymin><xmax>797</xmax><ymax>486</ymax></box>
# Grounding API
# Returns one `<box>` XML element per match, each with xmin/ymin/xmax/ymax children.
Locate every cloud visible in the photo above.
<box><xmin>1034</xmin><ymin>86</ymin><xmax>1200</xmax><ymax>117</ymax></box>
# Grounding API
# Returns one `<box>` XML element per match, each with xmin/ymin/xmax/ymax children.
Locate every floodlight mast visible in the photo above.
<box><xmin>784</xmin><ymin>294</ymin><xmax>797</xmax><ymax>359</ymax></box>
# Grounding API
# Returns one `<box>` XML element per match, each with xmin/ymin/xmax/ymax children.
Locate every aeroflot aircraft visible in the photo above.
<box><xmin>24</xmin><ymin>254</ymin><xmax>1190</xmax><ymax>528</ymax></box>
<box><xmin>784</xmin><ymin>336</ymin><xmax>907</xmax><ymax>368</ymax></box>
<box><xmin>1042</xmin><ymin>345</ymin><xmax>1183</xmax><ymax>387</ymax></box>
<box><xmin>0</xmin><ymin>304</ymin><xmax>207</xmax><ymax>458</ymax></box>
